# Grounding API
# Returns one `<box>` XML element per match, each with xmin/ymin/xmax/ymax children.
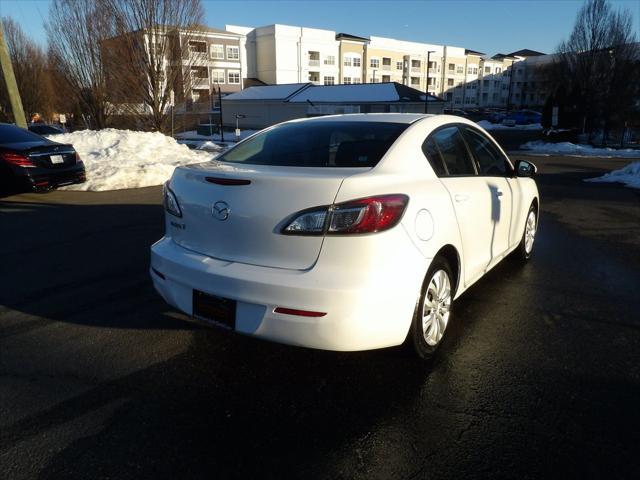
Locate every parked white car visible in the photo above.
<box><xmin>151</xmin><ymin>114</ymin><xmax>539</xmax><ymax>358</ymax></box>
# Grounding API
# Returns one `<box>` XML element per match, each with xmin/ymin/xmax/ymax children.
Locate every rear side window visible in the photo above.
<box><xmin>421</xmin><ymin>137</ymin><xmax>446</xmax><ymax>176</ymax></box>
<box><xmin>430</xmin><ymin>127</ymin><xmax>476</xmax><ymax>176</ymax></box>
<box><xmin>462</xmin><ymin>127</ymin><xmax>510</xmax><ymax>176</ymax></box>
<box><xmin>218</xmin><ymin>121</ymin><xmax>408</xmax><ymax>167</ymax></box>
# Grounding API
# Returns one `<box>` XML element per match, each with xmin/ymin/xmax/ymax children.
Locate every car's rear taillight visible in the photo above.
<box><xmin>163</xmin><ymin>182</ymin><xmax>182</xmax><ymax>217</ymax></box>
<box><xmin>75</xmin><ymin>152</ymin><xmax>83</xmax><ymax>164</ymax></box>
<box><xmin>1</xmin><ymin>152</ymin><xmax>35</xmax><ymax>168</ymax></box>
<box><xmin>282</xmin><ymin>194</ymin><xmax>408</xmax><ymax>235</ymax></box>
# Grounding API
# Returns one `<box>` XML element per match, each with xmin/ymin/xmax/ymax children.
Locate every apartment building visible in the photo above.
<box><xmin>226</xmin><ymin>23</ymin><xmax>552</xmax><ymax>109</ymax></box>
<box><xmin>103</xmin><ymin>26</ymin><xmax>243</xmax><ymax>113</ymax></box>
<box><xmin>180</xmin><ymin>27</ymin><xmax>244</xmax><ymax>110</ymax></box>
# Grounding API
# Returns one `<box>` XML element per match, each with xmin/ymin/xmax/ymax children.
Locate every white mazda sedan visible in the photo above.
<box><xmin>150</xmin><ymin>114</ymin><xmax>539</xmax><ymax>358</ymax></box>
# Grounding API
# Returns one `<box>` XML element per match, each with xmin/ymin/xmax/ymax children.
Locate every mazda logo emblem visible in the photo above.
<box><xmin>212</xmin><ymin>201</ymin><xmax>230</xmax><ymax>221</ymax></box>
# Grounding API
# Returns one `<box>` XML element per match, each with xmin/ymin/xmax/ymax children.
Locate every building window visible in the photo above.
<box><xmin>496</xmin><ymin>67</ymin><xmax>502</xmax><ymax>74</ymax></box>
<box><xmin>343</xmin><ymin>57</ymin><xmax>352</xmax><ymax>67</ymax></box>
<box><xmin>484</xmin><ymin>66</ymin><xmax>491</xmax><ymax>74</ymax></box>
<box><xmin>324</xmin><ymin>55</ymin><xmax>335</xmax><ymax>65</ymax></box>
<box><xmin>467</xmin><ymin>67</ymin><xmax>473</xmax><ymax>74</ymax></box>
<box><xmin>343</xmin><ymin>77</ymin><xmax>351</xmax><ymax>84</ymax></box>
<box><xmin>396</xmin><ymin>61</ymin><xmax>403</xmax><ymax>70</ymax></box>
<box><xmin>370</xmin><ymin>58</ymin><xmax>380</xmax><ymax>68</ymax></box>
<box><xmin>483</xmin><ymin>79</ymin><xmax>489</xmax><ymax>87</ymax></box>
<box><xmin>324</xmin><ymin>76</ymin><xmax>335</xmax><ymax>85</ymax></box>
<box><xmin>411</xmin><ymin>59</ymin><xmax>421</xmax><ymax>69</ymax></box>
<box><xmin>309</xmin><ymin>71</ymin><xmax>320</xmax><ymax>82</ymax></box>
<box><xmin>428</xmin><ymin>61</ymin><xmax>436</xmax><ymax>69</ymax></box>
<box><xmin>494</xmin><ymin>80</ymin><xmax>500</xmax><ymax>87</ymax></box>
<box><xmin>210</xmin><ymin>44</ymin><xmax>224</xmax><ymax>60</ymax></box>
<box><xmin>447</xmin><ymin>78</ymin><xmax>454</xmax><ymax>86</ymax></box>
<box><xmin>456</xmin><ymin>65</ymin><xmax>464</xmax><ymax>74</ymax></box>
<box><xmin>446</xmin><ymin>92</ymin><xmax>453</xmax><ymax>101</ymax></box>
<box><xmin>411</xmin><ymin>77</ymin><xmax>420</xmax><ymax>86</ymax></box>
<box><xmin>382</xmin><ymin>57</ymin><xmax>391</xmax><ymax>66</ymax></box>
<box><xmin>493</xmin><ymin>93</ymin><xmax>500</xmax><ymax>101</ymax></box>
<box><xmin>352</xmin><ymin>77</ymin><xmax>361</xmax><ymax>84</ymax></box>
<box><xmin>188</xmin><ymin>41</ymin><xmax>207</xmax><ymax>53</ymax></box>
<box><xmin>226</xmin><ymin>46</ymin><xmax>239</xmax><ymax>60</ymax></box>
<box><xmin>448</xmin><ymin>63</ymin><xmax>455</xmax><ymax>71</ymax></box>
<box><xmin>353</xmin><ymin>57</ymin><xmax>361</xmax><ymax>67</ymax></box>
<box><xmin>227</xmin><ymin>71</ymin><xmax>240</xmax><ymax>84</ymax></box>
<box><xmin>382</xmin><ymin>75</ymin><xmax>391</xmax><ymax>82</ymax></box>
<box><xmin>211</xmin><ymin>69</ymin><xmax>225</xmax><ymax>84</ymax></box>
<box><xmin>454</xmin><ymin>97</ymin><xmax>461</xmax><ymax>104</ymax></box>
<box><xmin>309</xmin><ymin>51</ymin><xmax>320</xmax><ymax>66</ymax></box>
<box><xmin>369</xmin><ymin>77</ymin><xmax>380</xmax><ymax>83</ymax></box>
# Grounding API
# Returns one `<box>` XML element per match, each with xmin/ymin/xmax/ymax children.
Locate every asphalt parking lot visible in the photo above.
<box><xmin>1</xmin><ymin>153</ymin><xmax>639</xmax><ymax>479</ymax></box>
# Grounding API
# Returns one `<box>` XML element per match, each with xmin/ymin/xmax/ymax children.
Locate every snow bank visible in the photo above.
<box><xmin>477</xmin><ymin>120</ymin><xmax>543</xmax><ymax>131</ymax></box>
<box><xmin>520</xmin><ymin>140</ymin><xmax>640</xmax><ymax>158</ymax></box>
<box><xmin>48</xmin><ymin>129</ymin><xmax>213</xmax><ymax>191</ymax></box>
<box><xmin>585</xmin><ymin>161</ymin><xmax>640</xmax><ymax>189</ymax></box>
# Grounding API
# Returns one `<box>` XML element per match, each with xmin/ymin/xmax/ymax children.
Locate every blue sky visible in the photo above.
<box><xmin>0</xmin><ymin>0</ymin><xmax>638</xmax><ymax>55</ymax></box>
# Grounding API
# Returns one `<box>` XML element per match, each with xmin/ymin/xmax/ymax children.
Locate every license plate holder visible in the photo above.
<box><xmin>192</xmin><ymin>290</ymin><xmax>236</xmax><ymax>330</ymax></box>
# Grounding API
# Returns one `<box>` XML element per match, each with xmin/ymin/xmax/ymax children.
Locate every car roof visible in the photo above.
<box><xmin>287</xmin><ymin>113</ymin><xmax>436</xmax><ymax>125</ymax></box>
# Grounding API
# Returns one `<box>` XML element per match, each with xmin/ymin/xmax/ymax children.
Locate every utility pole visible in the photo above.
<box><xmin>424</xmin><ymin>50</ymin><xmax>435</xmax><ymax>114</ymax></box>
<box><xmin>0</xmin><ymin>22</ymin><xmax>27</xmax><ymax>128</ymax></box>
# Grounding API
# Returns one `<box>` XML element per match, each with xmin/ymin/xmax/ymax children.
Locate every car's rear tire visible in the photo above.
<box><xmin>516</xmin><ymin>204</ymin><xmax>538</xmax><ymax>261</ymax></box>
<box><xmin>408</xmin><ymin>257</ymin><xmax>455</xmax><ymax>359</ymax></box>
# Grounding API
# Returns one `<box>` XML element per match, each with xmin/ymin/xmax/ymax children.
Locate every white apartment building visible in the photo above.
<box><xmin>227</xmin><ymin>24</ymin><xmax>341</xmax><ymax>86</ymax></box>
<box><xmin>225</xmin><ymin>23</ymin><xmax>551</xmax><ymax>110</ymax></box>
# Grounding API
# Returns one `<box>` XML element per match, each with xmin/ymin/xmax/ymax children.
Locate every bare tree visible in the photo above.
<box><xmin>46</xmin><ymin>0</ymin><xmax>116</xmax><ymax>129</ymax></box>
<box><xmin>555</xmin><ymin>0</ymin><xmax>639</xmax><ymax>141</ymax></box>
<box><xmin>0</xmin><ymin>17</ymin><xmax>54</xmax><ymax>122</ymax></box>
<box><xmin>104</xmin><ymin>0</ymin><xmax>204</xmax><ymax>132</ymax></box>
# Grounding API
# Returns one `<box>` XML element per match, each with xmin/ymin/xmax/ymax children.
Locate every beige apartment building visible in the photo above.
<box><xmin>104</xmin><ymin>26</ymin><xmax>243</xmax><ymax>114</ymax></box>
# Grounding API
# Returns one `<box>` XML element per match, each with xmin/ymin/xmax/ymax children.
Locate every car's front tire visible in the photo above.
<box><xmin>408</xmin><ymin>257</ymin><xmax>455</xmax><ymax>359</ymax></box>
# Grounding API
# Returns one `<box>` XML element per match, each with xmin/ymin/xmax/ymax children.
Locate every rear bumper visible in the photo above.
<box><xmin>12</xmin><ymin>164</ymin><xmax>86</xmax><ymax>190</ymax></box>
<box><xmin>150</xmin><ymin>229</ymin><xmax>428</xmax><ymax>351</ymax></box>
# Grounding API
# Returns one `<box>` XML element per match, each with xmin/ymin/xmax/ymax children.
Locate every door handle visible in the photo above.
<box><xmin>454</xmin><ymin>193</ymin><xmax>469</xmax><ymax>203</ymax></box>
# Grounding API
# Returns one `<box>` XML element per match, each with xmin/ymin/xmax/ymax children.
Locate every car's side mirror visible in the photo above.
<box><xmin>515</xmin><ymin>160</ymin><xmax>537</xmax><ymax>177</ymax></box>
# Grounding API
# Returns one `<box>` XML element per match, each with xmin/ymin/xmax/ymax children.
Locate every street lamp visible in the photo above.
<box><xmin>425</xmin><ymin>50</ymin><xmax>436</xmax><ymax>114</ymax></box>
<box><xmin>213</xmin><ymin>81</ymin><xmax>224</xmax><ymax>142</ymax></box>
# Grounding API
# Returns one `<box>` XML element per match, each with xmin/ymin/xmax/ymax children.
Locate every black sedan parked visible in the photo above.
<box><xmin>0</xmin><ymin>123</ymin><xmax>85</xmax><ymax>192</ymax></box>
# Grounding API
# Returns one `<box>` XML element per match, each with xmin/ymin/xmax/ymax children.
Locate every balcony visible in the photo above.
<box><xmin>190</xmin><ymin>76</ymin><xmax>210</xmax><ymax>88</ymax></box>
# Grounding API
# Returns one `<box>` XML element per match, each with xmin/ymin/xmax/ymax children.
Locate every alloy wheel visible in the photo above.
<box><xmin>422</xmin><ymin>269</ymin><xmax>452</xmax><ymax>346</ymax></box>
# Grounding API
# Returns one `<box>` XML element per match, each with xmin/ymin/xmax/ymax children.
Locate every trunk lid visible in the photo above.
<box><xmin>169</xmin><ymin>161</ymin><xmax>361</xmax><ymax>270</ymax></box>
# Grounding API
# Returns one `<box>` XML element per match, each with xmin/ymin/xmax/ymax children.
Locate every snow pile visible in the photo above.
<box><xmin>520</xmin><ymin>140</ymin><xmax>640</xmax><ymax>158</ymax></box>
<box><xmin>585</xmin><ymin>161</ymin><xmax>640</xmax><ymax>189</ymax></box>
<box><xmin>477</xmin><ymin>120</ymin><xmax>543</xmax><ymax>131</ymax></box>
<box><xmin>47</xmin><ymin>129</ymin><xmax>213</xmax><ymax>191</ymax></box>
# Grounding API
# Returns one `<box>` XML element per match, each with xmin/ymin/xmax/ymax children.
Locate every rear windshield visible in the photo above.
<box><xmin>29</xmin><ymin>125</ymin><xmax>62</xmax><ymax>135</ymax></box>
<box><xmin>0</xmin><ymin>124</ymin><xmax>48</xmax><ymax>143</ymax></box>
<box><xmin>217</xmin><ymin>121</ymin><xmax>408</xmax><ymax>167</ymax></box>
